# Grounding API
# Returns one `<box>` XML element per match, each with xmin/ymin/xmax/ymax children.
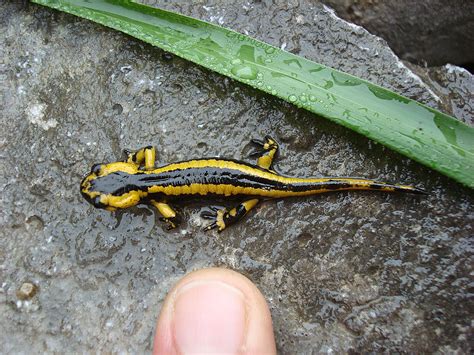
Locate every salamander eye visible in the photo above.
<box><xmin>92</xmin><ymin>196</ymin><xmax>105</xmax><ymax>208</ymax></box>
<box><xmin>91</xmin><ymin>164</ymin><xmax>102</xmax><ymax>174</ymax></box>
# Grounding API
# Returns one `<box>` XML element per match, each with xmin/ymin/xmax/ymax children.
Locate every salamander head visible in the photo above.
<box><xmin>80</xmin><ymin>162</ymin><xmax>146</xmax><ymax>211</ymax></box>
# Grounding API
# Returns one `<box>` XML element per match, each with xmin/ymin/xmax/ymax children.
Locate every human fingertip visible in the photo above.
<box><xmin>153</xmin><ymin>268</ymin><xmax>276</xmax><ymax>355</ymax></box>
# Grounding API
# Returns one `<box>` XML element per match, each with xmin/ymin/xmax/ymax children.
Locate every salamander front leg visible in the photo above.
<box><xmin>123</xmin><ymin>146</ymin><xmax>156</xmax><ymax>170</ymax></box>
<box><xmin>202</xmin><ymin>199</ymin><xmax>259</xmax><ymax>232</ymax></box>
<box><xmin>250</xmin><ymin>135</ymin><xmax>279</xmax><ymax>171</ymax></box>
<box><xmin>150</xmin><ymin>200</ymin><xmax>180</xmax><ymax>230</ymax></box>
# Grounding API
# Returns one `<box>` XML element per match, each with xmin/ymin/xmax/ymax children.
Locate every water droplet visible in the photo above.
<box><xmin>264</xmin><ymin>58</ymin><xmax>272</xmax><ymax>64</ymax></box>
<box><xmin>256</xmin><ymin>72</ymin><xmax>263</xmax><ymax>79</ymax></box>
<box><xmin>265</xmin><ymin>47</ymin><xmax>276</xmax><ymax>54</ymax></box>
<box><xmin>120</xmin><ymin>65</ymin><xmax>132</xmax><ymax>74</ymax></box>
<box><xmin>299</xmin><ymin>94</ymin><xmax>307</xmax><ymax>102</ymax></box>
<box><xmin>257</xmin><ymin>81</ymin><xmax>263</xmax><ymax>86</ymax></box>
<box><xmin>230</xmin><ymin>64</ymin><xmax>258</xmax><ymax>80</ymax></box>
<box><xmin>271</xmin><ymin>89</ymin><xmax>277</xmax><ymax>95</ymax></box>
<box><xmin>231</xmin><ymin>58</ymin><xmax>242</xmax><ymax>65</ymax></box>
<box><xmin>288</xmin><ymin>94</ymin><xmax>297</xmax><ymax>102</ymax></box>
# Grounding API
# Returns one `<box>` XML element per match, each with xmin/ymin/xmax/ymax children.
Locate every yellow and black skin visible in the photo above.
<box><xmin>80</xmin><ymin>136</ymin><xmax>426</xmax><ymax>232</ymax></box>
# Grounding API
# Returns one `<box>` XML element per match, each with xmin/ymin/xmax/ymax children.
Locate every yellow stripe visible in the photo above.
<box><xmin>102</xmin><ymin>162</ymin><xmax>138</xmax><ymax>175</ymax></box>
<box><xmin>101</xmin><ymin>190</ymin><xmax>148</xmax><ymax>208</ymax></box>
<box><xmin>147</xmin><ymin>159</ymin><xmax>286</xmax><ymax>181</ymax></box>
<box><xmin>145</xmin><ymin>182</ymin><xmax>383</xmax><ymax>198</ymax></box>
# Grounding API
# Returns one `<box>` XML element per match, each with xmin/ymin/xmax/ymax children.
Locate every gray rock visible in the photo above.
<box><xmin>0</xmin><ymin>1</ymin><xmax>472</xmax><ymax>353</ymax></box>
<box><xmin>407</xmin><ymin>62</ymin><xmax>474</xmax><ymax>125</ymax></box>
<box><xmin>322</xmin><ymin>0</ymin><xmax>474</xmax><ymax>68</ymax></box>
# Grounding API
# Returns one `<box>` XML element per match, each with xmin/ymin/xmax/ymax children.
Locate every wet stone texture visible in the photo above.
<box><xmin>322</xmin><ymin>0</ymin><xmax>474</xmax><ymax>69</ymax></box>
<box><xmin>1</xmin><ymin>1</ymin><xmax>473</xmax><ymax>353</ymax></box>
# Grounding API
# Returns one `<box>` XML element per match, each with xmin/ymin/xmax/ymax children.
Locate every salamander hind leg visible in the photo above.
<box><xmin>123</xmin><ymin>146</ymin><xmax>156</xmax><ymax>170</ymax></box>
<box><xmin>150</xmin><ymin>200</ymin><xmax>180</xmax><ymax>230</ymax></box>
<box><xmin>202</xmin><ymin>199</ymin><xmax>259</xmax><ymax>232</ymax></box>
<box><xmin>250</xmin><ymin>135</ymin><xmax>279</xmax><ymax>170</ymax></box>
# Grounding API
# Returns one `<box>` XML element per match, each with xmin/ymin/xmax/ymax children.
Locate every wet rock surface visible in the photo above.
<box><xmin>1</xmin><ymin>1</ymin><xmax>472</xmax><ymax>353</ymax></box>
<box><xmin>322</xmin><ymin>0</ymin><xmax>474</xmax><ymax>69</ymax></box>
<box><xmin>407</xmin><ymin>63</ymin><xmax>474</xmax><ymax>126</ymax></box>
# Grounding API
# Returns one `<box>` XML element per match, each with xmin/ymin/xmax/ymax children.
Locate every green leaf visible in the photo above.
<box><xmin>31</xmin><ymin>0</ymin><xmax>474</xmax><ymax>188</ymax></box>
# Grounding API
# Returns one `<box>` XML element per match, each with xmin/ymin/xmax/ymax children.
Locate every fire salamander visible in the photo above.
<box><xmin>80</xmin><ymin>136</ymin><xmax>426</xmax><ymax>232</ymax></box>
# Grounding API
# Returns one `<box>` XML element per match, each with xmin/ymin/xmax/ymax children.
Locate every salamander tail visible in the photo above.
<box><xmin>370</xmin><ymin>182</ymin><xmax>428</xmax><ymax>195</ymax></box>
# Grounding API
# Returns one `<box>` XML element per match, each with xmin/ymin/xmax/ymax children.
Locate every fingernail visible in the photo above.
<box><xmin>172</xmin><ymin>280</ymin><xmax>247</xmax><ymax>354</ymax></box>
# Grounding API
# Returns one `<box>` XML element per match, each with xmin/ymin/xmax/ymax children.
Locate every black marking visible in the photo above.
<box><xmin>91</xmin><ymin>163</ymin><xmax>102</xmax><ymax>174</ymax></box>
<box><xmin>93</xmin><ymin>196</ymin><xmax>104</xmax><ymax>208</ymax></box>
<box><xmin>88</xmin><ymin>171</ymin><xmax>136</xmax><ymax>196</ymax></box>
<box><xmin>413</xmin><ymin>187</ymin><xmax>428</xmax><ymax>195</ymax></box>
<box><xmin>369</xmin><ymin>183</ymin><xmax>384</xmax><ymax>190</ymax></box>
<box><xmin>136</xmin><ymin>166</ymin><xmax>283</xmax><ymax>193</ymax></box>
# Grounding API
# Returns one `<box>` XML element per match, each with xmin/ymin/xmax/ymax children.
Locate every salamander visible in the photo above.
<box><xmin>80</xmin><ymin>136</ymin><xmax>426</xmax><ymax>231</ymax></box>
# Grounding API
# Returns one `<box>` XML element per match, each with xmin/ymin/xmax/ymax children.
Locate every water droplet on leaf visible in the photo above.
<box><xmin>230</xmin><ymin>64</ymin><xmax>258</xmax><ymax>80</ymax></box>
<box><xmin>288</xmin><ymin>95</ymin><xmax>297</xmax><ymax>102</ymax></box>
